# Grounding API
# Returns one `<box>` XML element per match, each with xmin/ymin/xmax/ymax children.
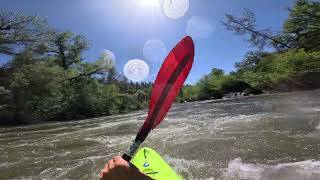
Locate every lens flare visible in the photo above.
<box><xmin>135</xmin><ymin>0</ymin><xmax>160</xmax><ymax>7</ymax></box>
<box><xmin>186</xmin><ymin>16</ymin><xmax>214</xmax><ymax>40</ymax></box>
<box><xmin>101</xmin><ymin>49</ymin><xmax>116</xmax><ymax>67</ymax></box>
<box><xmin>143</xmin><ymin>39</ymin><xmax>167</xmax><ymax>62</ymax></box>
<box><xmin>163</xmin><ymin>0</ymin><xmax>189</xmax><ymax>19</ymax></box>
<box><xmin>123</xmin><ymin>59</ymin><xmax>150</xmax><ymax>82</ymax></box>
<box><xmin>96</xmin><ymin>49</ymin><xmax>116</xmax><ymax>70</ymax></box>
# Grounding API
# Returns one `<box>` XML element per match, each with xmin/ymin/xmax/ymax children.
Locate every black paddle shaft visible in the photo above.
<box><xmin>122</xmin><ymin>126</ymin><xmax>151</xmax><ymax>162</ymax></box>
<box><xmin>122</xmin><ymin>153</ymin><xmax>132</xmax><ymax>162</ymax></box>
<box><xmin>122</xmin><ymin>139</ymin><xmax>142</xmax><ymax>162</ymax></box>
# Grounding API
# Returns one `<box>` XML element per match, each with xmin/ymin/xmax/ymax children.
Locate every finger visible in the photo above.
<box><xmin>113</xmin><ymin>156</ymin><xmax>122</xmax><ymax>162</ymax></box>
<box><xmin>99</xmin><ymin>169</ymin><xmax>104</xmax><ymax>177</ymax></box>
<box><xmin>103</xmin><ymin>162</ymin><xmax>108</xmax><ymax>170</ymax></box>
<box><xmin>114</xmin><ymin>156</ymin><xmax>129</xmax><ymax>167</ymax></box>
<box><xmin>102</xmin><ymin>168</ymin><xmax>109</xmax><ymax>174</ymax></box>
<box><xmin>100</xmin><ymin>168</ymin><xmax>109</xmax><ymax>178</ymax></box>
<box><xmin>108</xmin><ymin>159</ymin><xmax>115</xmax><ymax>170</ymax></box>
<box><xmin>99</xmin><ymin>169</ymin><xmax>103</xmax><ymax>177</ymax></box>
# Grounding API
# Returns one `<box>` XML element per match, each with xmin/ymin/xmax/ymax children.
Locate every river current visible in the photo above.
<box><xmin>1</xmin><ymin>90</ymin><xmax>320</xmax><ymax>179</ymax></box>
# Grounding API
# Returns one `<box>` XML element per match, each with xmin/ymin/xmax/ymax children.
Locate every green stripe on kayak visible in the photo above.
<box><xmin>131</xmin><ymin>147</ymin><xmax>182</xmax><ymax>180</ymax></box>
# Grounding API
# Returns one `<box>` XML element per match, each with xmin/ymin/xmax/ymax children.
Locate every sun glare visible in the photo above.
<box><xmin>135</xmin><ymin>0</ymin><xmax>160</xmax><ymax>7</ymax></box>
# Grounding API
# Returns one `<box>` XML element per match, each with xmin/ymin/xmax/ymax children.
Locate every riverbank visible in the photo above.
<box><xmin>2</xmin><ymin>89</ymin><xmax>319</xmax><ymax>128</ymax></box>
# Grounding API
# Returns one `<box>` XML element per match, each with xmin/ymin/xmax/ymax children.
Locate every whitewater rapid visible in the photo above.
<box><xmin>0</xmin><ymin>90</ymin><xmax>320</xmax><ymax>179</ymax></box>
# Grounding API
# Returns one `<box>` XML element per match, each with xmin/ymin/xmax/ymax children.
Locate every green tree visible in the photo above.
<box><xmin>0</xmin><ymin>11</ymin><xmax>50</xmax><ymax>56</ymax></box>
<box><xmin>197</xmin><ymin>75</ymin><xmax>213</xmax><ymax>100</ymax></box>
<box><xmin>280</xmin><ymin>0</ymin><xmax>320</xmax><ymax>51</ymax></box>
<box><xmin>211</xmin><ymin>68</ymin><xmax>225</xmax><ymax>77</ymax></box>
<box><xmin>39</xmin><ymin>31</ymin><xmax>89</xmax><ymax>71</ymax></box>
<box><xmin>106</xmin><ymin>66</ymin><xmax>117</xmax><ymax>84</ymax></box>
<box><xmin>238</xmin><ymin>49</ymin><xmax>320</xmax><ymax>90</ymax></box>
<box><xmin>222</xmin><ymin>9</ymin><xmax>290</xmax><ymax>50</ymax></box>
<box><xmin>222</xmin><ymin>0</ymin><xmax>320</xmax><ymax>51</ymax></box>
<box><xmin>235</xmin><ymin>51</ymin><xmax>270</xmax><ymax>74</ymax></box>
<box><xmin>0</xmin><ymin>10</ymin><xmax>156</xmax><ymax>125</ymax></box>
<box><xmin>177</xmin><ymin>85</ymin><xmax>200</xmax><ymax>102</ymax></box>
<box><xmin>9</xmin><ymin>62</ymin><xmax>64</xmax><ymax>122</ymax></box>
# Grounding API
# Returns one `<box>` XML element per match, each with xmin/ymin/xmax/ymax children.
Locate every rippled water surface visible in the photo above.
<box><xmin>1</xmin><ymin>90</ymin><xmax>320</xmax><ymax>180</ymax></box>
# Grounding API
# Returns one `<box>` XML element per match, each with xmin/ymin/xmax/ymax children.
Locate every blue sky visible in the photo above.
<box><xmin>0</xmin><ymin>0</ymin><xmax>295</xmax><ymax>84</ymax></box>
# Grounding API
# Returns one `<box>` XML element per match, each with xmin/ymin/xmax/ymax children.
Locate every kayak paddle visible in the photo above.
<box><xmin>122</xmin><ymin>36</ymin><xmax>195</xmax><ymax>162</ymax></box>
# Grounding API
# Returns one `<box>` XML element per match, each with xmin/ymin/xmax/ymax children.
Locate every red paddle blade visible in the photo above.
<box><xmin>142</xmin><ymin>36</ymin><xmax>195</xmax><ymax>130</ymax></box>
<box><xmin>122</xmin><ymin>36</ymin><xmax>194</xmax><ymax>162</ymax></box>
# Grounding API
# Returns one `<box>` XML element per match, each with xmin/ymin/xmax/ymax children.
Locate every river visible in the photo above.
<box><xmin>1</xmin><ymin>90</ymin><xmax>320</xmax><ymax>180</ymax></box>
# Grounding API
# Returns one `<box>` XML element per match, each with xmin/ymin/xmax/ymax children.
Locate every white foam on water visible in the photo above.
<box><xmin>0</xmin><ymin>162</ymin><xmax>9</xmax><ymax>168</ymax></box>
<box><xmin>109</xmin><ymin>110</ymin><xmax>146</xmax><ymax>119</ymax></box>
<box><xmin>316</xmin><ymin>123</ymin><xmax>320</xmax><ymax>131</ymax></box>
<box><xmin>0</xmin><ymin>127</ymin><xmax>69</xmax><ymax>138</ymax></box>
<box><xmin>84</xmin><ymin>155</ymin><xmax>108</xmax><ymax>161</ymax></box>
<box><xmin>149</xmin><ymin>122</ymin><xmax>192</xmax><ymax>139</ymax></box>
<box><xmin>214</xmin><ymin>114</ymin><xmax>268</xmax><ymax>128</ymax></box>
<box><xmin>298</xmin><ymin>107</ymin><xmax>320</xmax><ymax>113</ymax></box>
<box><xmin>164</xmin><ymin>155</ymin><xmax>206</xmax><ymax>179</ymax></box>
<box><xmin>83</xmin><ymin>135</ymin><xmax>130</xmax><ymax>147</ymax></box>
<box><xmin>146</xmin><ymin>114</ymin><xmax>269</xmax><ymax>146</ymax></box>
<box><xmin>223</xmin><ymin>158</ymin><xmax>320</xmax><ymax>180</ymax></box>
<box><xmin>188</xmin><ymin>112</ymin><xmax>216</xmax><ymax>119</ymax></box>
<box><xmin>57</xmin><ymin>151</ymin><xmax>71</xmax><ymax>157</ymax></box>
<box><xmin>54</xmin><ymin>119</ymin><xmax>137</xmax><ymax>138</ymax></box>
<box><xmin>98</xmin><ymin>118</ymin><xmax>140</xmax><ymax>128</ymax></box>
<box><xmin>39</xmin><ymin>161</ymin><xmax>85</xmax><ymax>179</ymax></box>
